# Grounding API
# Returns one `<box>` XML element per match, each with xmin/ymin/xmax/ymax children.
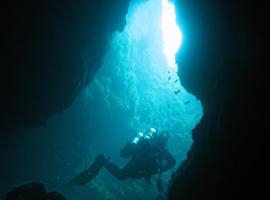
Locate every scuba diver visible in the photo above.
<box><xmin>68</xmin><ymin>128</ymin><xmax>176</xmax><ymax>186</ymax></box>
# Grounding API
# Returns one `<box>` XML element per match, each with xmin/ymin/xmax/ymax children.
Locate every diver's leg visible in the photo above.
<box><xmin>103</xmin><ymin>160</ymin><xmax>130</xmax><ymax>180</ymax></box>
<box><xmin>68</xmin><ymin>154</ymin><xmax>106</xmax><ymax>185</ymax></box>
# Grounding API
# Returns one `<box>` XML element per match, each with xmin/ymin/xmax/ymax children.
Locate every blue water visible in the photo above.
<box><xmin>0</xmin><ymin>0</ymin><xmax>203</xmax><ymax>199</ymax></box>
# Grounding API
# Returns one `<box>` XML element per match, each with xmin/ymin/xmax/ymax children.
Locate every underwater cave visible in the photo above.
<box><xmin>1</xmin><ymin>0</ymin><xmax>266</xmax><ymax>199</ymax></box>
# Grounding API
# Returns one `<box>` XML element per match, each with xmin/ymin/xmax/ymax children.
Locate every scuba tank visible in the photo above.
<box><xmin>132</xmin><ymin>128</ymin><xmax>157</xmax><ymax>144</ymax></box>
<box><xmin>132</xmin><ymin>132</ymin><xmax>144</xmax><ymax>144</ymax></box>
<box><xmin>120</xmin><ymin>128</ymin><xmax>157</xmax><ymax>158</ymax></box>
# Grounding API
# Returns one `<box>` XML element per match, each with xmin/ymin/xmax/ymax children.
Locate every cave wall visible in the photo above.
<box><xmin>169</xmin><ymin>1</ymin><xmax>268</xmax><ymax>199</ymax></box>
<box><xmin>0</xmin><ymin>0</ymin><xmax>130</xmax><ymax>132</ymax></box>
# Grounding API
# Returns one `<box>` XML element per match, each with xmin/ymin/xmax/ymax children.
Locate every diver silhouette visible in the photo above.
<box><xmin>68</xmin><ymin>128</ymin><xmax>176</xmax><ymax>185</ymax></box>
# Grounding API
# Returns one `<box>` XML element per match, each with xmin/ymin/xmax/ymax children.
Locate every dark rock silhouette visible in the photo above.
<box><xmin>169</xmin><ymin>1</ymin><xmax>267</xmax><ymax>199</ymax></box>
<box><xmin>0</xmin><ymin>0</ymin><xmax>130</xmax><ymax>133</ymax></box>
<box><xmin>5</xmin><ymin>182</ymin><xmax>67</xmax><ymax>200</ymax></box>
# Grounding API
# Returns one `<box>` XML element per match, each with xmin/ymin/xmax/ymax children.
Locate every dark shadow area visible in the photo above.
<box><xmin>0</xmin><ymin>0</ymin><xmax>129</xmax><ymax>132</ymax></box>
<box><xmin>5</xmin><ymin>182</ymin><xmax>67</xmax><ymax>200</ymax></box>
<box><xmin>169</xmin><ymin>1</ymin><xmax>268</xmax><ymax>199</ymax></box>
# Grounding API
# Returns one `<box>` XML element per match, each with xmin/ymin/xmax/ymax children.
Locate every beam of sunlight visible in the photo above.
<box><xmin>161</xmin><ymin>0</ymin><xmax>182</xmax><ymax>71</ymax></box>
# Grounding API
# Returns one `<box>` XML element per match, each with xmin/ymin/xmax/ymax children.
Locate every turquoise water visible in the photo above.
<box><xmin>0</xmin><ymin>1</ymin><xmax>203</xmax><ymax>199</ymax></box>
<box><xmin>84</xmin><ymin>0</ymin><xmax>202</xmax><ymax>165</ymax></box>
<box><xmin>77</xmin><ymin>0</ymin><xmax>203</xmax><ymax>199</ymax></box>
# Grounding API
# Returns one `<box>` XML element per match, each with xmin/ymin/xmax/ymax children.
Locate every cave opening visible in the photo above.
<box><xmin>81</xmin><ymin>0</ymin><xmax>203</xmax><ymax>198</ymax></box>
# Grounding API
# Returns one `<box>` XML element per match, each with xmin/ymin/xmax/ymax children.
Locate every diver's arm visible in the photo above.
<box><xmin>160</xmin><ymin>150</ymin><xmax>176</xmax><ymax>172</ymax></box>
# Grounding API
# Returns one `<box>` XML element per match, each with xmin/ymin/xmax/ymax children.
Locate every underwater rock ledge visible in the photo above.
<box><xmin>5</xmin><ymin>182</ymin><xmax>67</xmax><ymax>200</ymax></box>
<box><xmin>0</xmin><ymin>0</ymin><xmax>130</xmax><ymax>132</ymax></box>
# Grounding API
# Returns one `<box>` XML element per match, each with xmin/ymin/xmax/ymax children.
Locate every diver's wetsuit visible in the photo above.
<box><xmin>68</xmin><ymin>136</ymin><xmax>176</xmax><ymax>185</ymax></box>
<box><xmin>102</xmin><ymin>139</ymin><xmax>176</xmax><ymax>181</ymax></box>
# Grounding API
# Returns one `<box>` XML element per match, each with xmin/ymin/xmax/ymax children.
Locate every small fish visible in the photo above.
<box><xmin>194</xmin><ymin>115</ymin><xmax>199</xmax><ymax>119</ymax></box>
<box><xmin>167</xmin><ymin>104</ymin><xmax>170</xmax><ymax>108</ymax></box>
<box><xmin>168</xmin><ymin>76</ymin><xmax>172</xmax><ymax>81</ymax></box>
<box><xmin>174</xmin><ymin>79</ymin><xmax>179</xmax><ymax>83</ymax></box>
<box><xmin>168</xmin><ymin>70</ymin><xmax>170</xmax><ymax>74</ymax></box>
<box><xmin>184</xmin><ymin>100</ymin><xmax>191</xmax><ymax>104</ymax></box>
<box><xmin>174</xmin><ymin>89</ymin><xmax>181</xmax><ymax>95</ymax></box>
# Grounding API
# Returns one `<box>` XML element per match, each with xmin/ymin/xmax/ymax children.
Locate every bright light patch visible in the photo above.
<box><xmin>132</xmin><ymin>137</ymin><xmax>139</xmax><ymax>144</ymax></box>
<box><xmin>145</xmin><ymin>135</ymin><xmax>151</xmax><ymax>139</ymax></box>
<box><xmin>150</xmin><ymin>128</ymin><xmax>156</xmax><ymax>132</ymax></box>
<box><xmin>161</xmin><ymin>0</ymin><xmax>182</xmax><ymax>70</ymax></box>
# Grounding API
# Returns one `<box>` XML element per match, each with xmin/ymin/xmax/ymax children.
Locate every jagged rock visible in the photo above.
<box><xmin>5</xmin><ymin>182</ymin><xmax>67</xmax><ymax>200</ymax></box>
<box><xmin>0</xmin><ymin>0</ymin><xmax>130</xmax><ymax>132</ymax></box>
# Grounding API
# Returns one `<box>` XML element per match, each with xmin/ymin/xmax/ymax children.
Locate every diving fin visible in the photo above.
<box><xmin>67</xmin><ymin>154</ymin><xmax>106</xmax><ymax>186</ymax></box>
